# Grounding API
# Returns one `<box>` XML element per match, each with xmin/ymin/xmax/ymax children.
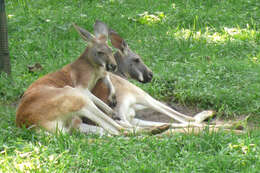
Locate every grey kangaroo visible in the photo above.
<box><xmin>81</xmin><ymin>24</ymin><xmax>213</xmax><ymax>135</ymax></box>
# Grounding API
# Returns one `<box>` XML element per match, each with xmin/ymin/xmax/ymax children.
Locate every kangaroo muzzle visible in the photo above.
<box><xmin>142</xmin><ymin>71</ymin><xmax>153</xmax><ymax>83</ymax></box>
<box><xmin>146</xmin><ymin>71</ymin><xmax>153</xmax><ymax>82</ymax></box>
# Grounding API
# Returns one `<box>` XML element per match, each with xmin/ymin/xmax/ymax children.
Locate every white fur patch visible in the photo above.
<box><xmin>105</xmin><ymin>74</ymin><xmax>116</xmax><ymax>100</ymax></box>
<box><xmin>137</xmin><ymin>71</ymin><xmax>144</xmax><ymax>82</ymax></box>
<box><xmin>46</xmin><ymin>120</ymin><xmax>69</xmax><ymax>133</ymax></box>
<box><xmin>78</xmin><ymin>123</ymin><xmax>106</xmax><ymax>136</ymax></box>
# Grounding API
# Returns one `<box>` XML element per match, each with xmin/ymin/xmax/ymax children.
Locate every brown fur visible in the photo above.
<box><xmin>16</xmin><ymin>21</ymin><xmax>119</xmax><ymax>134</ymax></box>
<box><xmin>92</xmin><ymin>78</ymin><xmax>110</xmax><ymax>105</ymax></box>
<box><xmin>16</xmin><ymin>48</ymin><xmax>93</xmax><ymax>129</ymax></box>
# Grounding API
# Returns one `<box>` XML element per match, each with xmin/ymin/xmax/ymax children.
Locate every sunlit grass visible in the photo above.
<box><xmin>169</xmin><ymin>26</ymin><xmax>258</xmax><ymax>43</ymax></box>
<box><xmin>128</xmin><ymin>11</ymin><xmax>166</xmax><ymax>25</ymax></box>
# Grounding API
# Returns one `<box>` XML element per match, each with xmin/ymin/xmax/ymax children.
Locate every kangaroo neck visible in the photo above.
<box><xmin>70</xmin><ymin>47</ymin><xmax>103</xmax><ymax>89</ymax></box>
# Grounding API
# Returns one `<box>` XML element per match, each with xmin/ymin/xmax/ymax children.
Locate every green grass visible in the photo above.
<box><xmin>1</xmin><ymin>0</ymin><xmax>260</xmax><ymax>172</ymax></box>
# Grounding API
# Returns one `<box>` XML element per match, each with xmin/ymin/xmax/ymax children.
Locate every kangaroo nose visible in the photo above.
<box><xmin>143</xmin><ymin>71</ymin><xmax>153</xmax><ymax>83</ymax></box>
<box><xmin>148</xmin><ymin>71</ymin><xmax>153</xmax><ymax>80</ymax></box>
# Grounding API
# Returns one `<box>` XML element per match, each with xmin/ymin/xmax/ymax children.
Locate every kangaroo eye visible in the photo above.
<box><xmin>134</xmin><ymin>58</ymin><xmax>140</xmax><ymax>63</ymax></box>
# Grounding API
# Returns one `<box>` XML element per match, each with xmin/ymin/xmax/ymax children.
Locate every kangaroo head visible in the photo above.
<box><xmin>110</xmin><ymin>30</ymin><xmax>153</xmax><ymax>83</ymax></box>
<box><xmin>73</xmin><ymin>21</ymin><xmax>117</xmax><ymax>72</ymax></box>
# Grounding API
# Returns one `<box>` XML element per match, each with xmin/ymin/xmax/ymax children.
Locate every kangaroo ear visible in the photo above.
<box><xmin>73</xmin><ymin>23</ymin><xmax>95</xmax><ymax>42</ymax></box>
<box><xmin>94</xmin><ymin>20</ymin><xmax>108</xmax><ymax>42</ymax></box>
<box><xmin>109</xmin><ymin>29</ymin><xmax>127</xmax><ymax>52</ymax></box>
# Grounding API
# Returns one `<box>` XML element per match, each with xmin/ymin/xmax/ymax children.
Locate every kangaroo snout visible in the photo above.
<box><xmin>142</xmin><ymin>71</ymin><xmax>153</xmax><ymax>83</ymax></box>
<box><xmin>147</xmin><ymin>71</ymin><xmax>153</xmax><ymax>81</ymax></box>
